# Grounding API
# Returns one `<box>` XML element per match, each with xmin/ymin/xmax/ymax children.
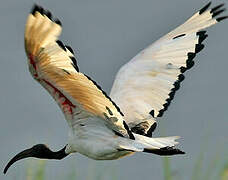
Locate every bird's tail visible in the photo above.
<box><xmin>119</xmin><ymin>133</ymin><xmax>185</xmax><ymax>156</ymax></box>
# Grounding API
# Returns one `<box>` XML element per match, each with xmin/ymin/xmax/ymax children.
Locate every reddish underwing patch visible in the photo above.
<box><xmin>28</xmin><ymin>54</ymin><xmax>76</xmax><ymax>115</ymax></box>
<box><xmin>43</xmin><ymin>79</ymin><xmax>76</xmax><ymax>115</ymax></box>
<box><xmin>29</xmin><ymin>54</ymin><xmax>38</xmax><ymax>78</ymax></box>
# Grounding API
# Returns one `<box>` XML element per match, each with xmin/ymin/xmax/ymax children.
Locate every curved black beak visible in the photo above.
<box><xmin>4</xmin><ymin>147</ymin><xmax>34</xmax><ymax>174</ymax></box>
<box><xmin>4</xmin><ymin>144</ymin><xmax>68</xmax><ymax>174</ymax></box>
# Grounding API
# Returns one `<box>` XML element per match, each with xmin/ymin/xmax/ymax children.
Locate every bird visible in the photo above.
<box><xmin>4</xmin><ymin>2</ymin><xmax>227</xmax><ymax>174</ymax></box>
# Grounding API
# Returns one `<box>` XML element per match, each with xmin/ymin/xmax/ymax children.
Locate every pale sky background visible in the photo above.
<box><xmin>0</xmin><ymin>0</ymin><xmax>228</xmax><ymax>180</ymax></box>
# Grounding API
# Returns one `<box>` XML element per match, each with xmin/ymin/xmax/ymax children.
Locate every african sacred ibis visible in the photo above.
<box><xmin>4</xmin><ymin>2</ymin><xmax>227</xmax><ymax>174</ymax></box>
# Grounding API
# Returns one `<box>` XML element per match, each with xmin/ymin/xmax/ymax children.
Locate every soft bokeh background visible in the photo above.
<box><xmin>1</xmin><ymin>0</ymin><xmax>228</xmax><ymax>179</ymax></box>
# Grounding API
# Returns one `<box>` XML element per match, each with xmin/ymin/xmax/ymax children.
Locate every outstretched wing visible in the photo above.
<box><xmin>110</xmin><ymin>2</ymin><xmax>227</xmax><ymax>136</ymax></box>
<box><xmin>25</xmin><ymin>5</ymin><xmax>134</xmax><ymax>139</ymax></box>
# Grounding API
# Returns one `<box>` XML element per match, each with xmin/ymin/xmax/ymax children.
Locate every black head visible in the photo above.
<box><xmin>4</xmin><ymin>144</ymin><xmax>68</xmax><ymax>174</ymax></box>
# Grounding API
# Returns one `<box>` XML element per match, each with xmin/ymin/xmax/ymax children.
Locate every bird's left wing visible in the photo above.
<box><xmin>110</xmin><ymin>2</ymin><xmax>227</xmax><ymax>136</ymax></box>
<box><xmin>25</xmin><ymin>5</ymin><xmax>134</xmax><ymax>139</ymax></box>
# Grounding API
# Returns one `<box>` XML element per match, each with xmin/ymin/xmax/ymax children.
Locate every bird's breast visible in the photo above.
<box><xmin>66</xmin><ymin>124</ymin><xmax>134</xmax><ymax>160</ymax></box>
<box><xmin>66</xmin><ymin>140</ymin><xmax>133</xmax><ymax>160</ymax></box>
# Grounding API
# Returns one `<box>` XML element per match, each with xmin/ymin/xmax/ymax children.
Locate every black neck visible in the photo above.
<box><xmin>48</xmin><ymin>146</ymin><xmax>68</xmax><ymax>160</ymax></box>
<box><xmin>4</xmin><ymin>144</ymin><xmax>69</xmax><ymax>174</ymax></box>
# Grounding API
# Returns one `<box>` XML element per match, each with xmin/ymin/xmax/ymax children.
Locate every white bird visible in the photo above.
<box><xmin>4</xmin><ymin>2</ymin><xmax>227</xmax><ymax>174</ymax></box>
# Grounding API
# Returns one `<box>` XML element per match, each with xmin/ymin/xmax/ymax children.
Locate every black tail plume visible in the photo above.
<box><xmin>143</xmin><ymin>147</ymin><xmax>185</xmax><ymax>156</ymax></box>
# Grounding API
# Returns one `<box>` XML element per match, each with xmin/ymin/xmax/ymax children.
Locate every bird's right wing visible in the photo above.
<box><xmin>24</xmin><ymin>5</ymin><xmax>134</xmax><ymax>139</ymax></box>
<box><xmin>110</xmin><ymin>2</ymin><xmax>227</xmax><ymax>136</ymax></box>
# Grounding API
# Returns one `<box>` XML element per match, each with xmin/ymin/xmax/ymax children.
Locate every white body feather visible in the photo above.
<box><xmin>65</xmin><ymin>113</ymin><xmax>180</xmax><ymax>159</ymax></box>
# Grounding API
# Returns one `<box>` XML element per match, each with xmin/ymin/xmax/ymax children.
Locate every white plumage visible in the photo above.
<box><xmin>3</xmin><ymin>2</ymin><xmax>227</xmax><ymax>174</ymax></box>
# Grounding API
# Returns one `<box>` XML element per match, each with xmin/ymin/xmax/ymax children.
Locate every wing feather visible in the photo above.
<box><xmin>110</xmin><ymin>2</ymin><xmax>227</xmax><ymax>136</ymax></box>
<box><xmin>25</xmin><ymin>5</ymin><xmax>134</xmax><ymax>139</ymax></box>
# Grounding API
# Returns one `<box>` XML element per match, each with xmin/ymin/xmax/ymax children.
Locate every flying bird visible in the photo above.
<box><xmin>4</xmin><ymin>2</ymin><xmax>227</xmax><ymax>174</ymax></box>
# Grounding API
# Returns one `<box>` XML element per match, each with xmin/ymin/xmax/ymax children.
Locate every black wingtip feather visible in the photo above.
<box><xmin>212</xmin><ymin>9</ymin><xmax>226</xmax><ymax>18</ymax></box>
<box><xmin>197</xmin><ymin>30</ymin><xmax>206</xmax><ymax>35</ymax></box>
<box><xmin>31</xmin><ymin>4</ymin><xmax>62</xmax><ymax>26</ymax></box>
<box><xmin>180</xmin><ymin>67</ymin><xmax>186</xmax><ymax>73</ymax></box>
<box><xmin>54</xmin><ymin>18</ymin><xmax>62</xmax><ymax>26</ymax></box>
<box><xmin>199</xmin><ymin>2</ymin><xmax>212</xmax><ymax>14</ymax></box>
<box><xmin>211</xmin><ymin>4</ymin><xmax>225</xmax><ymax>13</ymax></box>
<box><xmin>131</xmin><ymin>126</ymin><xmax>145</xmax><ymax>136</ymax></box>
<box><xmin>71</xmin><ymin>63</ymin><xmax>79</xmax><ymax>72</ymax></box>
<box><xmin>178</xmin><ymin>74</ymin><xmax>185</xmax><ymax>82</ymax></box>
<box><xmin>65</xmin><ymin>45</ymin><xmax>74</xmax><ymax>54</ymax></box>
<box><xmin>123</xmin><ymin>121</ymin><xmax>135</xmax><ymax>140</ymax></box>
<box><xmin>31</xmin><ymin>4</ymin><xmax>41</xmax><ymax>15</ymax></box>
<box><xmin>157</xmin><ymin>109</ymin><xmax>164</xmax><ymax>117</ymax></box>
<box><xmin>166</xmin><ymin>100</ymin><xmax>172</xmax><ymax>106</ymax></box>
<box><xmin>197</xmin><ymin>31</ymin><xmax>207</xmax><ymax>43</ymax></box>
<box><xmin>198</xmin><ymin>33</ymin><xmax>208</xmax><ymax>44</ymax></box>
<box><xmin>44</xmin><ymin>10</ymin><xmax>52</xmax><ymax>19</ymax></box>
<box><xmin>163</xmin><ymin>103</ymin><xmax>169</xmax><ymax>111</ymax></box>
<box><xmin>173</xmin><ymin>81</ymin><xmax>180</xmax><ymax>91</ymax></box>
<box><xmin>56</xmin><ymin>40</ymin><xmax>66</xmax><ymax>51</ymax></box>
<box><xmin>195</xmin><ymin>44</ymin><xmax>204</xmax><ymax>53</ymax></box>
<box><xmin>146</xmin><ymin>122</ymin><xmax>157</xmax><ymax>137</ymax></box>
<box><xmin>156</xmin><ymin>28</ymin><xmax>209</xmax><ymax>118</ymax></box>
<box><xmin>70</xmin><ymin>57</ymin><xmax>79</xmax><ymax>72</ymax></box>
<box><xmin>38</xmin><ymin>6</ymin><xmax>44</xmax><ymax>15</ymax></box>
<box><xmin>168</xmin><ymin>91</ymin><xmax>175</xmax><ymax>99</ymax></box>
<box><xmin>186</xmin><ymin>59</ymin><xmax>194</xmax><ymax>69</ymax></box>
<box><xmin>149</xmin><ymin>110</ymin><xmax>154</xmax><ymax>117</ymax></box>
<box><xmin>217</xmin><ymin>16</ymin><xmax>228</xmax><ymax>22</ymax></box>
<box><xmin>188</xmin><ymin>52</ymin><xmax>196</xmax><ymax>60</ymax></box>
<box><xmin>70</xmin><ymin>57</ymin><xmax>77</xmax><ymax>65</ymax></box>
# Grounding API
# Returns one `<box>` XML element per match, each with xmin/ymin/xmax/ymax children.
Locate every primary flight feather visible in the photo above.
<box><xmin>4</xmin><ymin>2</ymin><xmax>227</xmax><ymax>174</ymax></box>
